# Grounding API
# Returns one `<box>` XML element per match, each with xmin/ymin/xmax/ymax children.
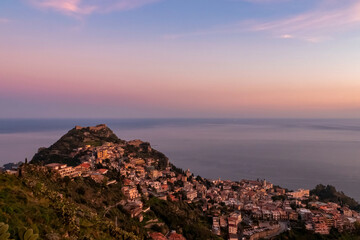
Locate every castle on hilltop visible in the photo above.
<box><xmin>75</xmin><ymin>124</ymin><xmax>107</xmax><ymax>131</ymax></box>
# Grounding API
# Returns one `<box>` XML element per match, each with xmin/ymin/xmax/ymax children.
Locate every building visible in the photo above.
<box><xmin>96</xmin><ymin>169</ymin><xmax>108</xmax><ymax>175</ymax></box>
<box><xmin>75</xmin><ymin>162</ymin><xmax>91</xmax><ymax>173</ymax></box>
<box><xmin>149</xmin><ymin>232</ymin><xmax>167</xmax><ymax>240</ymax></box>
<box><xmin>288</xmin><ymin>189</ymin><xmax>310</xmax><ymax>199</ymax></box>
<box><xmin>228</xmin><ymin>212</ymin><xmax>242</xmax><ymax>234</ymax></box>
<box><xmin>167</xmin><ymin>231</ymin><xmax>186</xmax><ymax>240</ymax></box>
<box><xmin>90</xmin><ymin>172</ymin><xmax>104</xmax><ymax>183</ymax></box>
<box><xmin>150</xmin><ymin>170</ymin><xmax>162</xmax><ymax>179</ymax></box>
<box><xmin>122</xmin><ymin>186</ymin><xmax>139</xmax><ymax>200</ymax></box>
<box><xmin>96</xmin><ymin>149</ymin><xmax>108</xmax><ymax>163</ymax></box>
<box><xmin>185</xmin><ymin>191</ymin><xmax>197</xmax><ymax>201</ymax></box>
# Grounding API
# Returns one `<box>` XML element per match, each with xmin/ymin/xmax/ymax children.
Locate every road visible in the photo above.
<box><xmin>266</xmin><ymin>221</ymin><xmax>289</xmax><ymax>239</ymax></box>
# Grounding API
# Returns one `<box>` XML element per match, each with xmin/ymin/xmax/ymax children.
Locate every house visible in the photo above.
<box><xmin>122</xmin><ymin>186</ymin><xmax>139</xmax><ymax>200</ymax></box>
<box><xmin>272</xmin><ymin>210</ymin><xmax>280</xmax><ymax>221</ymax></box>
<box><xmin>58</xmin><ymin>166</ymin><xmax>76</xmax><ymax>178</ymax></box>
<box><xmin>185</xmin><ymin>191</ymin><xmax>197</xmax><ymax>201</ymax></box>
<box><xmin>150</xmin><ymin>170</ymin><xmax>162</xmax><ymax>179</ymax></box>
<box><xmin>228</xmin><ymin>212</ymin><xmax>242</xmax><ymax>234</ymax></box>
<box><xmin>220</xmin><ymin>216</ymin><xmax>228</xmax><ymax>228</ymax></box>
<box><xmin>298</xmin><ymin>208</ymin><xmax>313</xmax><ymax>221</ymax></box>
<box><xmin>288</xmin><ymin>189</ymin><xmax>310</xmax><ymax>199</ymax></box>
<box><xmin>151</xmin><ymin>181</ymin><xmax>162</xmax><ymax>191</ymax></box>
<box><xmin>149</xmin><ymin>232</ymin><xmax>167</xmax><ymax>240</ymax></box>
<box><xmin>90</xmin><ymin>172</ymin><xmax>104</xmax><ymax>183</ymax></box>
<box><xmin>342</xmin><ymin>207</ymin><xmax>353</xmax><ymax>217</ymax></box>
<box><xmin>123</xmin><ymin>202</ymin><xmax>143</xmax><ymax>220</ymax></box>
<box><xmin>46</xmin><ymin>163</ymin><xmax>82</xmax><ymax>178</ymax></box>
<box><xmin>161</xmin><ymin>184</ymin><xmax>169</xmax><ymax>192</ymax></box>
<box><xmin>276</xmin><ymin>188</ymin><xmax>286</xmax><ymax>195</ymax></box>
<box><xmin>167</xmin><ymin>231</ymin><xmax>186</xmax><ymax>240</ymax></box>
<box><xmin>288</xmin><ymin>211</ymin><xmax>299</xmax><ymax>221</ymax></box>
<box><xmin>168</xmin><ymin>194</ymin><xmax>178</xmax><ymax>202</ymax></box>
<box><xmin>75</xmin><ymin>162</ymin><xmax>91</xmax><ymax>173</ymax></box>
<box><xmin>212</xmin><ymin>217</ymin><xmax>221</xmax><ymax>235</ymax></box>
<box><xmin>96</xmin><ymin>169</ymin><xmax>108</xmax><ymax>175</ymax></box>
<box><xmin>5</xmin><ymin>170</ymin><xmax>18</xmax><ymax>175</ymax></box>
<box><xmin>96</xmin><ymin>149</ymin><xmax>108</xmax><ymax>163</ymax></box>
<box><xmin>314</xmin><ymin>221</ymin><xmax>330</xmax><ymax>235</ymax></box>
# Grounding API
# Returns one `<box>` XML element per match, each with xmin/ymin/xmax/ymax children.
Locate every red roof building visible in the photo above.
<box><xmin>168</xmin><ymin>231</ymin><xmax>186</xmax><ymax>240</ymax></box>
<box><xmin>149</xmin><ymin>232</ymin><xmax>167</xmax><ymax>240</ymax></box>
<box><xmin>97</xmin><ymin>169</ymin><xmax>108</xmax><ymax>175</ymax></box>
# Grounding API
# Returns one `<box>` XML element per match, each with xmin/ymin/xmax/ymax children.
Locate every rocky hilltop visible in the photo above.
<box><xmin>31</xmin><ymin>124</ymin><xmax>124</xmax><ymax>165</ymax></box>
<box><xmin>31</xmin><ymin>124</ymin><xmax>169</xmax><ymax>170</ymax></box>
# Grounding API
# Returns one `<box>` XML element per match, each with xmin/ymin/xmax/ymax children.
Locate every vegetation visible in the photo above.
<box><xmin>127</xmin><ymin>144</ymin><xmax>169</xmax><ymax>171</ymax></box>
<box><xmin>0</xmin><ymin>222</ymin><xmax>13</xmax><ymax>240</ymax></box>
<box><xmin>272</xmin><ymin>195</ymin><xmax>286</xmax><ymax>202</ymax></box>
<box><xmin>18</xmin><ymin>227</ymin><xmax>39</xmax><ymax>240</ymax></box>
<box><xmin>0</xmin><ymin>168</ymin><xmax>140</xmax><ymax>240</ymax></box>
<box><xmin>147</xmin><ymin>197</ymin><xmax>220</xmax><ymax>240</ymax></box>
<box><xmin>311</xmin><ymin>184</ymin><xmax>360</xmax><ymax>211</ymax></box>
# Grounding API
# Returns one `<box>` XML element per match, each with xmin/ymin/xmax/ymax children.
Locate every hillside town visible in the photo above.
<box><xmin>3</xmin><ymin>137</ymin><xmax>357</xmax><ymax>240</ymax></box>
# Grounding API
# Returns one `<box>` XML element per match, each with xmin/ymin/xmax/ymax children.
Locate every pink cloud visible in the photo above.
<box><xmin>28</xmin><ymin>0</ymin><xmax>162</xmax><ymax>16</ymax></box>
<box><xmin>29</xmin><ymin>0</ymin><xmax>96</xmax><ymax>15</ymax></box>
<box><xmin>165</xmin><ymin>0</ymin><xmax>360</xmax><ymax>42</ymax></box>
<box><xmin>280</xmin><ymin>34</ymin><xmax>293</xmax><ymax>39</ymax></box>
<box><xmin>250</xmin><ymin>0</ymin><xmax>360</xmax><ymax>40</ymax></box>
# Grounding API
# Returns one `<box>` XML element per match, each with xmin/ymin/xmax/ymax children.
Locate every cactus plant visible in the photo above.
<box><xmin>0</xmin><ymin>222</ymin><xmax>13</xmax><ymax>240</ymax></box>
<box><xmin>18</xmin><ymin>227</ymin><xmax>38</xmax><ymax>240</ymax></box>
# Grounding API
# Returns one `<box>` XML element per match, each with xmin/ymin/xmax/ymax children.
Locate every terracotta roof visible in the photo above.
<box><xmin>79</xmin><ymin>163</ymin><xmax>91</xmax><ymax>168</ymax></box>
<box><xmin>168</xmin><ymin>232</ymin><xmax>186</xmax><ymax>240</ymax></box>
<box><xmin>149</xmin><ymin>232</ymin><xmax>167</xmax><ymax>240</ymax></box>
<box><xmin>97</xmin><ymin>169</ymin><xmax>108</xmax><ymax>174</ymax></box>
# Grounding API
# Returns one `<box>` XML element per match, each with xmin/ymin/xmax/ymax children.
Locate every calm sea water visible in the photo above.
<box><xmin>1</xmin><ymin>119</ymin><xmax>360</xmax><ymax>201</ymax></box>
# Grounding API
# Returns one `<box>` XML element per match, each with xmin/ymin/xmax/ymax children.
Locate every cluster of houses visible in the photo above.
<box><xmin>302</xmin><ymin>201</ymin><xmax>360</xmax><ymax>235</ymax></box>
<box><xmin>115</xmin><ymin>158</ymin><xmax>360</xmax><ymax>240</ymax></box>
<box><xmin>149</xmin><ymin>231</ymin><xmax>186</xmax><ymax>240</ymax></box>
<box><xmin>45</xmin><ymin>162</ymin><xmax>109</xmax><ymax>183</ymax></box>
<box><xmin>6</xmin><ymin>138</ymin><xmax>360</xmax><ymax>240</ymax></box>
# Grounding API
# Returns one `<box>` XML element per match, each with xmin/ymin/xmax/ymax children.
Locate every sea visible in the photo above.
<box><xmin>1</xmin><ymin>118</ymin><xmax>360</xmax><ymax>201</ymax></box>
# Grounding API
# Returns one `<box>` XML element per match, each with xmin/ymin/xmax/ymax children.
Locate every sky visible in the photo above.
<box><xmin>1</xmin><ymin>0</ymin><xmax>360</xmax><ymax>118</ymax></box>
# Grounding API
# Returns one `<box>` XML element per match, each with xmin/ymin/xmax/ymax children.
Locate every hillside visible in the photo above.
<box><xmin>0</xmin><ymin>168</ymin><xmax>140</xmax><ymax>240</ymax></box>
<box><xmin>311</xmin><ymin>184</ymin><xmax>360</xmax><ymax>211</ymax></box>
<box><xmin>1</xmin><ymin>164</ymin><xmax>217</xmax><ymax>240</ymax></box>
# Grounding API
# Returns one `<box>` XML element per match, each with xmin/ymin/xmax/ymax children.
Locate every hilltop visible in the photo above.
<box><xmin>31</xmin><ymin>124</ymin><xmax>125</xmax><ymax>166</ymax></box>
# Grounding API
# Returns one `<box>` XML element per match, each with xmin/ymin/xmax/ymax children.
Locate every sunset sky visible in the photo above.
<box><xmin>1</xmin><ymin>0</ymin><xmax>360</xmax><ymax>118</ymax></box>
